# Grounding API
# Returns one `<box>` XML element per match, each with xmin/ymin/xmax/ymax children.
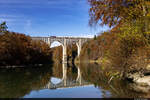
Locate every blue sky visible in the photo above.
<box><xmin>0</xmin><ymin>0</ymin><xmax>109</xmax><ymax>37</ymax></box>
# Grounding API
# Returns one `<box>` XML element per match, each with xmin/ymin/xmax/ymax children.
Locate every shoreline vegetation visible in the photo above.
<box><xmin>0</xmin><ymin>30</ymin><xmax>53</xmax><ymax>66</ymax></box>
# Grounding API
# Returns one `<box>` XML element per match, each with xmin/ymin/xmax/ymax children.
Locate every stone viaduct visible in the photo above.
<box><xmin>32</xmin><ymin>36</ymin><xmax>91</xmax><ymax>63</ymax></box>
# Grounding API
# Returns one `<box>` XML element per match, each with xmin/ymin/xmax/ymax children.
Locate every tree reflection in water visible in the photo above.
<box><xmin>0</xmin><ymin>63</ymin><xmax>149</xmax><ymax>98</ymax></box>
<box><xmin>0</xmin><ymin>65</ymin><xmax>53</xmax><ymax>98</ymax></box>
<box><xmin>79</xmin><ymin>63</ymin><xmax>150</xmax><ymax>98</ymax></box>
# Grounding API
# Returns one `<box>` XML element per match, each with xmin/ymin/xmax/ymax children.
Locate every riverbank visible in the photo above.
<box><xmin>75</xmin><ymin>56</ymin><xmax>150</xmax><ymax>92</ymax></box>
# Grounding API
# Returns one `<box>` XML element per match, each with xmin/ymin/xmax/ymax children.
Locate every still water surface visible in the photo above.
<box><xmin>0</xmin><ymin>63</ymin><xmax>148</xmax><ymax>98</ymax></box>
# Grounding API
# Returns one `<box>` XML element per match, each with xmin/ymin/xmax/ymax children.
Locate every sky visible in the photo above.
<box><xmin>0</xmin><ymin>0</ymin><xmax>109</xmax><ymax>38</ymax></box>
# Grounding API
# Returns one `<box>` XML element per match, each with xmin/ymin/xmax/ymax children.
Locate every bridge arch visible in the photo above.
<box><xmin>49</xmin><ymin>39</ymin><xmax>67</xmax><ymax>63</ymax></box>
<box><xmin>31</xmin><ymin>37</ymin><xmax>90</xmax><ymax>63</ymax></box>
<box><xmin>50</xmin><ymin>41</ymin><xmax>62</xmax><ymax>48</ymax></box>
<box><xmin>50</xmin><ymin>77</ymin><xmax>62</xmax><ymax>85</ymax></box>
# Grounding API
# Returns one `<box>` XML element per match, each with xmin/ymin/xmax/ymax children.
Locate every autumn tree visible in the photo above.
<box><xmin>0</xmin><ymin>32</ymin><xmax>52</xmax><ymax>66</ymax></box>
<box><xmin>88</xmin><ymin>0</ymin><xmax>150</xmax><ymax>28</ymax></box>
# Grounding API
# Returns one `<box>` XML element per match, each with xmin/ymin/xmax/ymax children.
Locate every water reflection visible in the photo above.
<box><xmin>79</xmin><ymin>63</ymin><xmax>150</xmax><ymax>98</ymax></box>
<box><xmin>0</xmin><ymin>65</ymin><xmax>53</xmax><ymax>98</ymax></box>
<box><xmin>44</xmin><ymin>63</ymin><xmax>91</xmax><ymax>89</ymax></box>
<box><xmin>0</xmin><ymin>63</ymin><xmax>149</xmax><ymax>98</ymax></box>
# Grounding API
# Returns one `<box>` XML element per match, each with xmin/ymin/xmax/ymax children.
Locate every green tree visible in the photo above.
<box><xmin>0</xmin><ymin>22</ymin><xmax>8</xmax><ymax>34</ymax></box>
<box><xmin>94</xmin><ymin>35</ymin><xmax>97</xmax><ymax>40</ymax></box>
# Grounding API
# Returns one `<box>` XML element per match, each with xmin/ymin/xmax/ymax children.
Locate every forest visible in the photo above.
<box><xmin>80</xmin><ymin>0</ymin><xmax>150</xmax><ymax>78</ymax></box>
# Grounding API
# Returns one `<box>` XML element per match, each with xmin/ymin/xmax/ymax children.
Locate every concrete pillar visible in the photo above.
<box><xmin>76</xmin><ymin>66</ymin><xmax>80</xmax><ymax>81</ymax></box>
<box><xmin>47</xmin><ymin>37</ymin><xmax>51</xmax><ymax>47</ymax></box>
<box><xmin>76</xmin><ymin>66</ymin><xmax>82</xmax><ymax>85</ymax></box>
<box><xmin>62</xmin><ymin>63</ymin><xmax>67</xmax><ymax>86</ymax></box>
<box><xmin>47</xmin><ymin>81</ymin><xmax>51</xmax><ymax>89</ymax></box>
<box><xmin>62</xmin><ymin>39</ymin><xmax>67</xmax><ymax>63</ymax></box>
<box><xmin>76</xmin><ymin>39</ymin><xmax>82</xmax><ymax>57</ymax></box>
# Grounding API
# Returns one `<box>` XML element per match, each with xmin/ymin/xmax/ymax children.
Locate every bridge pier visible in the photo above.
<box><xmin>48</xmin><ymin>37</ymin><xmax>51</xmax><ymax>46</ymax></box>
<box><xmin>76</xmin><ymin>66</ymin><xmax>82</xmax><ymax>85</ymax></box>
<box><xmin>76</xmin><ymin>39</ymin><xmax>82</xmax><ymax>58</ymax></box>
<box><xmin>62</xmin><ymin>39</ymin><xmax>67</xmax><ymax>63</ymax></box>
<box><xmin>62</xmin><ymin>63</ymin><xmax>67</xmax><ymax>86</ymax></box>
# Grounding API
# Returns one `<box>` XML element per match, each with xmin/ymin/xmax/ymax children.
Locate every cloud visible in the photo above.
<box><xmin>0</xmin><ymin>13</ymin><xmax>33</xmax><ymax>34</ymax></box>
<box><xmin>0</xmin><ymin>0</ymin><xmax>91</xmax><ymax>36</ymax></box>
<box><xmin>0</xmin><ymin>14</ymin><xmax>18</xmax><ymax>18</ymax></box>
<box><xmin>0</xmin><ymin>16</ymin><xmax>18</xmax><ymax>25</ymax></box>
<box><xmin>0</xmin><ymin>0</ymin><xmax>40</xmax><ymax>4</ymax></box>
<box><xmin>0</xmin><ymin>0</ymin><xmax>86</xmax><ymax>9</ymax></box>
<box><xmin>0</xmin><ymin>0</ymin><xmax>45</xmax><ymax>8</ymax></box>
<box><xmin>0</xmin><ymin>14</ymin><xmax>28</xmax><ymax>24</ymax></box>
<box><xmin>0</xmin><ymin>18</ymin><xmax>13</xmax><ymax>23</ymax></box>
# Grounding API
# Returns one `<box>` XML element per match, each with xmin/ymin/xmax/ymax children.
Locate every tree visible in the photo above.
<box><xmin>0</xmin><ymin>22</ymin><xmax>8</xmax><ymax>34</ymax></box>
<box><xmin>0</xmin><ymin>32</ymin><xmax>52</xmax><ymax>66</ymax></box>
<box><xmin>88</xmin><ymin>0</ymin><xmax>150</xmax><ymax>28</ymax></box>
<box><xmin>94</xmin><ymin>35</ymin><xmax>97</xmax><ymax>40</ymax></box>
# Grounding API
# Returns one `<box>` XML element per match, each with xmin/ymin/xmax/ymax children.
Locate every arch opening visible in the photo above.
<box><xmin>50</xmin><ymin>41</ymin><xmax>62</xmax><ymax>48</ymax></box>
<box><xmin>50</xmin><ymin>77</ymin><xmax>62</xmax><ymax>85</ymax></box>
<box><xmin>50</xmin><ymin>41</ymin><xmax>63</xmax><ymax>63</ymax></box>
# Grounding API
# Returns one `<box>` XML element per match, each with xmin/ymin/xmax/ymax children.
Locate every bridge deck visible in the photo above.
<box><xmin>32</xmin><ymin>36</ymin><xmax>92</xmax><ymax>39</ymax></box>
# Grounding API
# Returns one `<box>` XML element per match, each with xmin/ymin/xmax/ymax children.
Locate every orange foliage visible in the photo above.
<box><xmin>0</xmin><ymin>32</ymin><xmax>52</xmax><ymax>66</ymax></box>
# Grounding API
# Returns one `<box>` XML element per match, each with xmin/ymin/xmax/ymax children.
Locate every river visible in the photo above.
<box><xmin>0</xmin><ymin>63</ymin><xmax>148</xmax><ymax>98</ymax></box>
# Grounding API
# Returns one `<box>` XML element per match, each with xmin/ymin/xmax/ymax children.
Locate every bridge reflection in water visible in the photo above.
<box><xmin>44</xmin><ymin>63</ymin><xmax>92</xmax><ymax>89</ymax></box>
